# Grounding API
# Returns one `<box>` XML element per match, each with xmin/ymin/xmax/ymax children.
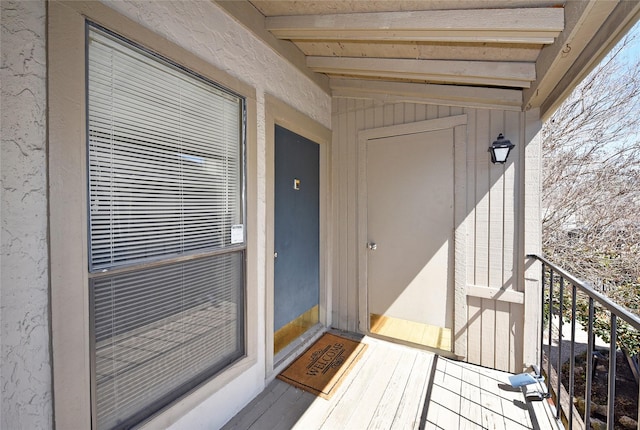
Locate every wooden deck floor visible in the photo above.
<box><xmin>222</xmin><ymin>333</ymin><xmax>560</xmax><ymax>430</ymax></box>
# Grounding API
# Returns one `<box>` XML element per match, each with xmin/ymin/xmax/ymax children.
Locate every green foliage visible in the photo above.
<box><xmin>543</xmin><ymin>279</ymin><xmax>640</xmax><ymax>355</ymax></box>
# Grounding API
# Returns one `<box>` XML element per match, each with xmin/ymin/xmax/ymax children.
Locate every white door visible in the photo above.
<box><xmin>365</xmin><ymin>128</ymin><xmax>454</xmax><ymax>347</ymax></box>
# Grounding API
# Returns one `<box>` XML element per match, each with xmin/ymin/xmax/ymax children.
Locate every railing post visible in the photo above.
<box><xmin>585</xmin><ymin>298</ymin><xmax>594</xmax><ymax>430</ymax></box>
<box><xmin>540</xmin><ymin>262</ymin><xmax>546</xmax><ymax>373</ymax></box>
<box><xmin>569</xmin><ymin>285</ymin><xmax>576</xmax><ymax>430</ymax></box>
<box><xmin>548</xmin><ymin>269</ymin><xmax>554</xmax><ymax>394</ymax></box>
<box><xmin>607</xmin><ymin>314</ymin><xmax>617</xmax><ymax>430</ymax></box>
<box><xmin>556</xmin><ymin>276</ymin><xmax>564</xmax><ymax>420</ymax></box>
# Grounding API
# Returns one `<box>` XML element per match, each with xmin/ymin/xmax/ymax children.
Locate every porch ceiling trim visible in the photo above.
<box><xmin>531</xmin><ymin>0</ymin><xmax>640</xmax><ymax>118</ymax></box>
<box><xmin>309</xmin><ymin>57</ymin><xmax>536</xmax><ymax>88</ymax></box>
<box><xmin>330</xmin><ymin>79</ymin><xmax>523</xmax><ymax>111</ymax></box>
<box><xmin>217</xmin><ymin>0</ymin><xmax>640</xmax><ymax>118</ymax></box>
<box><xmin>265</xmin><ymin>8</ymin><xmax>564</xmax><ymax>44</ymax></box>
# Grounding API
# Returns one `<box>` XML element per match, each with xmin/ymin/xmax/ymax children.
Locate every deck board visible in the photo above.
<box><xmin>223</xmin><ymin>381</ymin><xmax>290</xmax><ymax>430</ymax></box>
<box><xmin>259</xmin><ymin>387</ymin><xmax>315</xmax><ymax>430</ymax></box>
<box><xmin>320</xmin><ymin>344</ymin><xmax>402</xmax><ymax>428</ymax></box>
<box><xmin>460</xmin><ymin>365</ymin><xmax>483</xmax><ymax>428</ymax></box>
<box><xmin>222</xmin><ymin>334</ymin><xmax>561</xmax><ymax>430</ymax></box>
<box><xmin>391</xmin><ymin>350</ymin><xmax>433</xmax><ymax>429</ymax></box>
<box><xmin>352</xmin><ymin>348</ymin><xmax>416</xmax><ymax>429</ymax></box>
<box><xmin>367</xmin><ymin>349</ymin><xmax>418</xmax><ymax>430</ymax></box>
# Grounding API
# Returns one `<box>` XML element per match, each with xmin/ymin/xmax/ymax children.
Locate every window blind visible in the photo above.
<box><xmin>87</xmin><ymin>25</ymin><xmax>246</xmax><ymax>430</ymax></box>
<box><xmin>88</xmin><ymin>27</ymin><xmax>243</xmax><ymax>272</ymax></box>
<box><xmin>92</xmin><ymin>253</ymin><xmax>244</xmax><ymax>430</ymax></box>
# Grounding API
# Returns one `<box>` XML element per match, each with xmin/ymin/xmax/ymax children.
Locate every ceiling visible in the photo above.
<box><xmin>217</xmin><ymin>0</ymin><xmax>640</xmax><ymax>115</ymax></box>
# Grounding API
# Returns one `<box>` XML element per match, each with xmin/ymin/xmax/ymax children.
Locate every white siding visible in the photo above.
<box><xmin>331</xmin><ymin>98</ymin><xmax>541</xmax><ymax>372</ymax></box>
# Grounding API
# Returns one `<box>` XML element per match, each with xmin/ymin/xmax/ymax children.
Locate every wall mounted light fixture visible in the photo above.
<box><xmin>489</xmin><ymin>133</ymin><xmax>515</xmax><ymax>164</ymax></box>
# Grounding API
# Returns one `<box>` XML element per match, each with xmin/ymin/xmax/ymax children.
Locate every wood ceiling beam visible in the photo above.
<box><xmin>309</xmin><ymin>57</ymin><xmax>536</xmax><ymax>88</ymax></box>
<box><xmin>330</xmin><ymin>78</ymin><xmax>523</xmax><ymax>111</ymax></box>
<box><xmin>266</xmin><ymin>8</ymin><xmax>564</xmax><ymax>44</ymax></box>
<box><xmin>295</xmin><ymin>41</ymin><xmax>542</xmax><ymax>62</ymax></box>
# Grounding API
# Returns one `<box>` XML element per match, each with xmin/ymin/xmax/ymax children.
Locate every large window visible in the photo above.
<box><xmin>87</xmin><ymin>25</ymin><xmax>246</xmax><ymax>429</ymax></box>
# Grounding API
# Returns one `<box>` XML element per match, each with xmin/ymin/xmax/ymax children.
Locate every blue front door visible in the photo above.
<box><xmin>274</xmin><ymin>125</ymin><xmax>320</xmax><ymax>353</ymax></box>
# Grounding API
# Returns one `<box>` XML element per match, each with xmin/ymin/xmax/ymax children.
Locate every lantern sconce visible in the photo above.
<box><xmin>489</xmin><ymin>133</ymin><xmax>515</xmax><ymax>164</ymax></box>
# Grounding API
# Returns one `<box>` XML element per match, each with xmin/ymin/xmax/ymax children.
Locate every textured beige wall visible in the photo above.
<box><xmin>2</xmin><ymin>0</ymin><xmax>331</xmax><ymax>429</ymax></box>
<box><xmin>0</xmin><ymin>1</ymin><xmax>51</xmax><ymax>429</ymax></box>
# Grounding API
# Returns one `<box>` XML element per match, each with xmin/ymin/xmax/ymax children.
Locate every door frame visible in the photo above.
<box><xmin>357</xmin><ymin>114</ymin><xmax>469</xmax><ymax>357</ymax></box>
<box><xmin>265</xmin><ymin>95</ymin><xmax>332</xmax><ymax>377</ymax></box>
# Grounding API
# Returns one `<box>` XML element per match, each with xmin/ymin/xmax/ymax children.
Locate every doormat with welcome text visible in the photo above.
<box><xmin>277</xmin><ymin>333</ymin><xmax>368</xmax><ymax>399</ymax></box>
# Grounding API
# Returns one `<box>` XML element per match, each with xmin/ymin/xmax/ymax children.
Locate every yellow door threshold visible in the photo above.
<box><xmin>370</xmin><ymin>313</ymin><xmax>452</xmax><ymax>352</ymax></box>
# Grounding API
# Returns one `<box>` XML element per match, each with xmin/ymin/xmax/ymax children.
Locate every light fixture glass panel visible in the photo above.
<box><xmin>493</xmin><ymin>147</ymin><xmax>510</xmax><ymax>163</ymax></box>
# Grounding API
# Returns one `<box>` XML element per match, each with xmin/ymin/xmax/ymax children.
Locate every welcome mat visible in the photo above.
<box><xmin>277</xmin><ymin>333</ymin><xmax>368</xmax><ymax>399</ymax></box>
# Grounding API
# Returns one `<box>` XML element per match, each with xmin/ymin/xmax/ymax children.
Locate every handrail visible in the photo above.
<box><xmin>528</xmin><ymin>254</ymin><xmax>640</xmax><ymax>329</ymax></box>
<box><xmin>527</xmin><ymin>254</ymin><xmax>640</xmax><ymax>430</ymax></box>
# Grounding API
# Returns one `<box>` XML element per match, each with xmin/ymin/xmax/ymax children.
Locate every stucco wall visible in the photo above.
<box><xmin>1</xmin><ymin>0</ymin><xmax>330</xmax><ymax>429</ymax></box>
<box><xmin>1</xmin><ymin>1</ymin><xmax>52</xmax><ymax>429</ymax></box>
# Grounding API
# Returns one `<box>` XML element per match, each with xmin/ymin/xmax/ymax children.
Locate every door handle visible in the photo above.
<box><xmin>367</xmin><ymin>242</ymin><xmax>377</xmax><ymax>251</ymax></box>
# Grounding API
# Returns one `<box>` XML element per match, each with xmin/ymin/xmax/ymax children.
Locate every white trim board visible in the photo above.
<box><xmin>466</xmin><ymin>285</ymin><xmax>525</xmax><ymax>305</ymax></box>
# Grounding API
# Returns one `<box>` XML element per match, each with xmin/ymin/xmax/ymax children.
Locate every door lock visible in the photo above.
<box><xmin>367</xmin><ymin>242</ymin><xmax>377</xmax><ymax>251</ymax></box>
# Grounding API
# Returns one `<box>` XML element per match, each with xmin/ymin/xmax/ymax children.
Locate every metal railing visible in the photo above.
<box><xmin>528</xmin><ymin>254</ymin><xmax>640</xmax><ymax>430</ymax></box>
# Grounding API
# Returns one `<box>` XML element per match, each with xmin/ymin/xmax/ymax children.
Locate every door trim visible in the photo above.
<box><xmin>357</xmin><ymin>114</ymin><xmax>469</xmax><ymax>357</ymax></box>
<box><xmin>265</xmin><ymin>95</ymin><xmax>332</xmax><ymax>377</ymax></box>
